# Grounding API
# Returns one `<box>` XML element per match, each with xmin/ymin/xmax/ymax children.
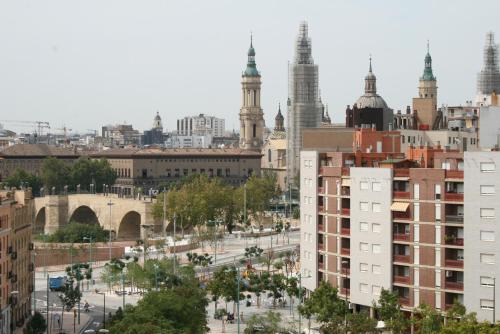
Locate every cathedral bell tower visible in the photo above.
<box><xmin>239</xmin><ymin>36</ymin><xmax>265</xmax><ymax>150</ymax></box>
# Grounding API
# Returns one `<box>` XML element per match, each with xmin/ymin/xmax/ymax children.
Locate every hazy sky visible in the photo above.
<box><xmin>1</xmin><ymin>0</ymin><xmax>499</xmax><ymax>135</ymax></box>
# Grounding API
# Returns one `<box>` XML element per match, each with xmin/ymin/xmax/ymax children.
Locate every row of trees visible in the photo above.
<box><xmin>152</xmin><ymin>173</ymin><xmax>278</xmax><ymax>236</ymax></box>
<box><xmin>300</xmin><ymin>281</ymin><xmax>500</xmax><ymax>334</ymax></box>
<box><xmin>2</xmin><ymin>156</ymin><xmax>116</xmax><ymax>194</ymax></box>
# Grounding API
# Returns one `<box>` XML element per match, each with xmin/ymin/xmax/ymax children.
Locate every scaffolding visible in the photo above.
<box><xmin>477</xmin><ymin>31</ymin><xmax>500</xmax><ymax>94</ymax></box>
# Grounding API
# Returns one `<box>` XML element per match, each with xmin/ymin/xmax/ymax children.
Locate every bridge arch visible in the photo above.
<box><xmin>118</xmin><ymin>211</ymin><xmax>141</xmax><ymax>241</ymax></box>
<box><xmin>34</xmin><ymin>207</ymin><xmax>46</xmax><ymax>234</ymax></box>
<box><xmin>69</xmin><ymin>205</ymin><xmax>100</xmax><ymax>225</ymax></box>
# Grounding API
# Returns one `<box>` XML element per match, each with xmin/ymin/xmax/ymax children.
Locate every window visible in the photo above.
<box><xmin>435</xmin><ymin>184</ymin><xmax>441</xmax><ymax>200</ymax></box>
<box><xmin>360</xmin><ymin>283</ymin><xmax>368</xmax><ymax>293</ymax></box>
<box><xmin>360</xmin><ymin>181</ymin><xmax>369</xmax><ymax>190</ymax></box>
<box><xmin>360</xmin><ymin>263</ymin><xmax>368</xmax><ymax>272</ymax></box>
<box><xmin>360</xmin><ymin>242</ymin><xmax>369</xmax><ymax>252</ymax></box>
<box><xmin>480</xmin><ymin>162</ymin><xmax>495</xmax><ymax>172</ymax></box>
<box><xmin>480</xmin><ymin>208</ymin><xmax>495</xmax><ymax>219</ymax></box>
<box><xmin>372</xmin><ymin>244</ymin><xmax>381</xmax><ymax>254</ymax></box>
<box><xmin>480</xmin><ymin>253</ymin><xmax>495</xmax><ymax>264</ymax></box>
<box><xmin>435</xmin><ymin>204</ymin><xmax>441</xmax><ymax>221</ymax></box>
<box><xmin>480</xmin><ymin>231</ymin><xmax>495</xmax><ymax>242</ymax></box>
<box><xmin>372</xmin><ymin>182</ymin><xmax>381</xmax><ymax>192</ymax></box>
<box><xmin>360</xmin><ymin>222</ymin><xmax>369</xmax><ymax>232</ymax></box>
<box><xmin>268</xmin><ymin>149</ymin><xmax>272</xmax><ymax>163</ymax></box>
<box><xmin>252</xmin><ymin>124</ymin><xmax>256</xmax><ymax>138</ymax></box>
<box><xmin>372</xmin><ymin>265</ymin><xmax>381</xmax><ymax>274</ymax></box>
<box><xmin>481</xmin><ymin>299</ymin><xmax>494</xmax><ymax>310</ymax></box>
<box><xmin>372</xmin><ymin>285</ymin><xmax>381</xmax><ymax>295</ymax></box>
<box><xmin>360</xmin><ymin>202</ymin><xmax>368</xmax><ymax>212</ymax></box>
<box><xmin>481</xmin><ymin>276</ymin><xmax>495</xmax><ymax>287</ymax></box>
<box><xmin>481</xmin><ymin>185</ymin><xmax>495</xmax><ymax>195</ymax></box>
<box><xmin>372</xmin><ymin>203</ymin><xmax>381</xmax><ymax>213</ymax></box>
<box><xmin>372</xmin><ymin>223</ymin><xmax>381</xmax><ymax>233</ymax></box>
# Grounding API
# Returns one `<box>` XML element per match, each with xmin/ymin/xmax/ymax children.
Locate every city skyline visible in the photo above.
<box><xmin>1</xmin><ymin>0</ymin><xmax>499</xmax><ymax>134</ymax></box>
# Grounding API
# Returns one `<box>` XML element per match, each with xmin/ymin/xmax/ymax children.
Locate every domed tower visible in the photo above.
<box><xmin>239</xmin><ymin>36</ymin><xmax>265</xmax><ymax>150</ymax></box>
<box><xmin>153</xmin><ymin>112</ymin><xmax>163</xmax><ymax>130</ymax></box>
<box><xmin>476</xmin><ymin>32</ymin><xmax>500</xmax><ymax>106</ymax></box>
<box><xmin>412</xmin><ymin>42</ymin><xmax>438</xmax><ymax>129</ymax></box>
<box><xmin>274</xmin><ymin>103</ymin><xmax>285</xmax><ymax>132</ymax></box>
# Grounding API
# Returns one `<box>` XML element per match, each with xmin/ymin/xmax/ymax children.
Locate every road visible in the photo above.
<box><xmin>34</xmin><ymin>230</ymin><xmax>300</xmax><ymax>333</ymax></box>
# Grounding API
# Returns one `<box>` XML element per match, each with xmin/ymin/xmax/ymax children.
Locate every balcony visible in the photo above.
<box><xmin>399</xmin><ymin>297</ymin><xmax>410</xmax><ymax>306</ymax></box>
<box><xmin>393</xmin><ymin>233</ymin><xmax>410</xmax><ymax>242</ymax></box>
<box><xmin>341</xmin><ymin>167</ymin><xmax>350</xmax><ymax>176</ymax></box>
<box><xmin>445</xmin><ymin>192</ymin><xmax>464</xmax><ymax>202</ymax></box>
<box><xmin>341</xmin><ymin>247</ymin><xmax>350</xmax><ymax>256</ymax></box>
<box><xmin>445</xmin><ymin>259</ymin><xmax>464</xmax><ymax>268</ymax></box>
<box><xmin>341</xmin><ymin>227</ymin><xmax>350</xmax><ymax>236</ymax></box>
<box><xmin>318</xmin><ymin>206</ymin><xmax>325</xmax><ymax>213</ymax></box>
<box><xmin>341</xmin><ymin>208</ymin><xmax>350</xmax><ymax>216</ymax></box>
<box><xmin>318</xmin><ymin>187</ymin><xmax>325</xmax><ymax>194</ymax></box>
<box><xmin>340</xmin><ymin>287</ymin><xmax>350</xmax><ymax>296</ymax></box>
<box><xmin>393</xmin><ymin>212</ymin><xmax>411</xmax><ymax>220</ymax></box>
<box><xmin>445</xmin><ymin>170</ymin><xmax>464</xmax><ymax>179</ymax></box>
<box><xmin>318</xmin><ymin>223</ymin><xmax>325</xmax><ymax>232</ymax></box>
<box><xmin>394</xmin><ymin>275</ymin><xmax>411</xmax><ymax>284</ymax></box>
<box><xmin>340</xmin><ymin>267</ymin><xmax>350</xmax><ymax>275</ymax></box>
<box><xmin>318</xmin><ymin>262</ymin><xmax>325</xmax><ymax>270</ymax></box>
<box><xmin>393</xmin><ymin>191</ymin><xmax>410</xmax><ymax>199</ymax></box>
<box><xmin>394</xmin><ymin>169</ymin><xmax>410</xmax><ymax>177</ymax></box>
<box><xmin>318</xmin><ymin>243</ymin><xmax>325</xmax><ymax>251</ymax></box>
<box><xmin>341</xmin><ymin>188</ymin><xmax>350</xmax><ymax>196</ymax></box>
<box><xmin>445</xmin><ymin>215</ymin><xmax>464</xmax><ymax>224</ymax></box>
<box><xmin>444</xmin><ymin>281</ymin><xmax>464</xmax><ymax>291</ymax></box>
<box><xmin>444</xmin><ymin>237</ymin><xmax>464</xmax><ymax>246</ymax></box>
<box><xmin>394</xmin><ymin>255</ymin><xmax>411</xmax><ymax>263</ymax></box>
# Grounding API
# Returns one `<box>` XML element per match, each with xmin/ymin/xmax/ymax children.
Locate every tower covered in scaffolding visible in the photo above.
<box><xmin>476</xmin><ymin>32</ymin><xmax>500</xmax><ymax>106</ymax></box>
<box><xmin>287</xmin><ymin>22</ymin><xmax>322</xmax><ymax>184</ymax></box>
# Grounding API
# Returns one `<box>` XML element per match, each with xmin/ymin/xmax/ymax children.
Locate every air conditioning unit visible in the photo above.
<box><xmin>445</xmin><ymin>271</ymin><xmax>453</xmax><ymax>278</ymax></box>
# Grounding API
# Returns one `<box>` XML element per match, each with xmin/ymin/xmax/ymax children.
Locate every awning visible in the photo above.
<box><xmin>391</xmin><ymin>202</ymin><xmax>410</xmax><ymax>212</ymax></box>
<box><xmin>341</xmin><ymin>179</ymin><xmax>351</xmax><ymax>187</ymax></box>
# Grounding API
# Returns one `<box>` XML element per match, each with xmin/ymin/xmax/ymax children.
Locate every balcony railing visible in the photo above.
<box><xmin>445</xmin><ymin>170</ymin><xmax>464</xmax><ymax>179</ymax></box>
<box><xmin>393</xmin><ymin>233</ymin><xmax>410</xmax><ymax>242</ymax></box>
<box><xmin>318</xmin><ymin>224</ymin><xmax>325</xmax><ymax>232</ymax></box>
<box><xmin>340</xmin><ymin>267</ymin><xmax>350</xmax><ymax>275</ymax></box>
<box><xmin>394</xmin><ymin>254</ymin><xmax>411</xmax><ymax>263</ymax></box>
<box><xmin>393</xmin><ymin>275</ymin><xmax>411</xmax><ymax>284</ymax></box>
<box><xmin>318</xmin><ymin>243</ymin><xmax>325</xmax><ymax>251</ymax></box>
<box><xmin>340</xmin><ymin>288</ymin><xmax>350</xmax><ymax>296</ymax></box>
<box><xmin>394</xmin><ymin>169</ymin><xmax>410</xmax><ymax>177</ymax></box>
<box><xmin>341</xmin><ymin>208</ymin><xmax>350</xmax><ymax>216</ymax></box>
<box><xmin>393</xmin><ymin>191</ymin><xmax>411</xmax><ymax>199</ymax></box>
<box><xmin>318</xmin><ymin>206</ymin><xmax>325</xmax><ymax>213</ymax></box>
<box><xmin>341</xmin><ymin>167</ymin><xmax>350</xmax><ymax>176</ymax></box>
<box><xmin>393</xmin><ymin>212</ymin><xmax>411</xmax><ymax>220</ymax></box>
<box><xmin>319</xmin><ymin>262</ymin><xmax>325</xmax><ymax>270</ymax></box>
<box><xmin>341</xmin><ymin>227</ymin><xmax>350</xmax><ymax>236</ymax></box>
<box><xmin>318</xmin><ymin>187</ymin><xmax>325</xmax><ymax>194</ymax></box>
<box><xmin>341</xmin><ymin>247</ymin><xmax>350</xmax><ymax>256</ymax></box>
<box><xmin>444</xmin><ymin>237</ymin><xmax>464</xmax><ymax>246</ymax></box>
<box><xmin>445</xmin><ymin>192</ymin><xmax>464</xmax><ymax>202</ymax></box>
<box><xmin>399</xmin><ymin>297</ymin><xmax>410</xmax><ymax>306</ymax></box>
<box><xmin>341</xmin><ymin>188</ymin><xmax>350</xmax><ymax>196</ymax></box>
<box><xmin>445</xmin><ymin>215</ymin><xmax>464</xmax><ymax>223</ymax></box>
<box><xmin>444</xmin><ymin>281</ymin><xmax>464</xmax><ymax>290</ymax></box>
<box><xmin>445</xmin><ymin>259</ymin><xmax>464</xmax><ymax>268</ymax></box>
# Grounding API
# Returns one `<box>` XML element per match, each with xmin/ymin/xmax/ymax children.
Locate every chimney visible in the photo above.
<box><xmin>388</xmin><ymin>123</ymin><xmax>393</xmax><ymax>131</ymax></box>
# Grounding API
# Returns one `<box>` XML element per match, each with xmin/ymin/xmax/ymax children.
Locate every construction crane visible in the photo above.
<box><xmin>52</xmin><ymin>126</ymin><xmax>73</xmax><ymax>142</ymax></box>
<box><xmin>0</xmin><ymin>120</ymin><xmax>50</xmax><ymax>136</ymax></box>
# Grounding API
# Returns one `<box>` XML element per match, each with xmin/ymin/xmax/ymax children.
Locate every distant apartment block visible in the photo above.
<box><xmin>176</xmin><ymin>114</ymin><xmax>225</xmax><ymax>138</ymax></box>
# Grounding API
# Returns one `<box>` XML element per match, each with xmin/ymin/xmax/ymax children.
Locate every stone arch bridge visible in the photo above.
<box><xmin>34</xmin><ymin>194</ymin><xmax>162</xmax><ymax>240</ymax></box>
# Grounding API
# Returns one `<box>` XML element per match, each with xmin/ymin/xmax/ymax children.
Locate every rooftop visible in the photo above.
<box><xmin>90</xmin><ymin>147</ymin><xmax>262</xmax><ymax>158</ymax></box>
<box><xmin>0</xmin><ymin>144</ymin><xmax>79</xmax><ymax>157</ymax></box>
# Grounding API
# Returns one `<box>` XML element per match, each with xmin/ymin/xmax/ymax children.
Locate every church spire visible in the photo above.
<box><xmin>244</xmin><ymin>34</ymin><xmax>259</xmax><ymax>76</ymax></box>
<box><xmin>421</xmin><ymin>40</ymin><xmax>436</xmax><ymax>81</ymax></box>
<box><xmin>364</xmin><ymin>55</ymin><xmax>377</xmax><ymax>94</ymax></box>
<box><xmin>274</xmin><ymin>103</ymin><xmax>285</xmax><ymax>132</ymax></box>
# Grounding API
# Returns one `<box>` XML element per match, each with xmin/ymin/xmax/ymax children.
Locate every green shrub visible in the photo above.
<box><xmin>46</xmin><ymin>222</ymin><xmax>109</xmax><ymax>243</ymax></box>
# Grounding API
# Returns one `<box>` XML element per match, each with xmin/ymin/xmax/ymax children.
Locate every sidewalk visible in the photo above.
<box><xmin>45</xmin><ymin>311</ymin><xmax>92</xmax><ymax>334</ymax></box>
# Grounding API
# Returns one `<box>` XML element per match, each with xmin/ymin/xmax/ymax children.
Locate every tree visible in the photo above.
<box><xmin>298</xmin><ymin>281</ymin><xmax>347</xmax><ymax>333</ymax></box>
<box><xmin>59</xmin><ymin>275</ymin><xmax>82</xmax><ymax>311</ymax></box>
<box><xmin>4</xmin><ymin>168</ymin><xmax>43</xmax><ymax>195</ymax></box>
<box><xmin>70</xmin><ymin>157</ymin><xmax>117</xmax><ymax>192</ymax></box>
<box><xmin>27</xmin><ymin>311</ymin><xmax>47</xmax><ymax>334</ymax></box>
<box><xmin>41</xmin><ymin>157</ymin><xmax>71</xmax><ymax>192</ymax></box>
<box><xmin>245</xmin><ymin>174</ymin><xmax>277</xmax><ymax>227</ymax></box>
<box><xmin>47</xmin><ymin>222</ymin><xmax>108</xmax><ymax>243</ymax></box>
<box><xmin>413</xmin><ymin>303</ymin><xmax>442</xmax><ymax>334</ymax></box>
<box><xmin>244</xmin><ymin>310</ymin><xmax>283</xmax><ymax>334</ymax></box>
<box><xmin>374</xmin><ymin>289</ymin><xmax>409</xmax><ymax>334</ymax></box>
<box><xmin>347</xmin><ymin>311</ymin><xmax>377</xmax><ymax>334</ymax></box>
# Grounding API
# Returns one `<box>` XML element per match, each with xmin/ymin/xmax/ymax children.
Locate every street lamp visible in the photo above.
<box><xmin>95</xmin><ymin>290</ymin><xmax>106</xmax><ymax>329</ymax></box>
<box><xmin>83</xmin><ymin>237</ymin><xmax>94</xmax><ymax>287</ymax></box>
<box><xmin>107</xmin><ymin>200</ymin><xmax>114</xmax><ymax>261</ymax></box>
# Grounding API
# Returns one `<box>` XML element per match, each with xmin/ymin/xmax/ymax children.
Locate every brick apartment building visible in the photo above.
<box><xmin>300</xmin><ymin>127</ymin><xmax>500</xmax><ymax>321</ymax></box>
<box><xmin>0</xmin><ymin>190</ymin><xmax>34</xmax><ymax>333</ymax></box>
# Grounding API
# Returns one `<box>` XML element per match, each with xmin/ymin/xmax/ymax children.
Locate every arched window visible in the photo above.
<box><xmin>268</xmin><ymin>149</ymin><xmax>272</xmax><ymax>162</ymax></box>
<box><xmin>254</xmin><ymin>90</ymin><xmax>257</xmax><ymax>106</ymax></box>
<box><xmin>253</xmin><ymin>124</ymin><xmax>256</xmax><ymax>138</ymax></box>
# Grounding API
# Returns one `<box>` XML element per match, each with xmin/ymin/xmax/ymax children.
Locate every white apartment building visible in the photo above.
<box><xmin>479</xmin><ymin>106</ymin><xmax>500</xmax><ymax>149</ymax></box>
<box><xmin>464</xmin><ymin>151</ymin><xmax>500</xmax><ymax>322</ymax></box>
<box><xmin>349</xmin><ymin>168</ymin><xmax>393</xmax><ymax>307</ymax></box>
<box><xmin>165</xmin><ymin>134</ymin><xmax>212</xmax><ymax>148</ymax></box>
<box><xmin>300</xmin><ymin>150</ymin><xmax>319</xmax><ymax>292</ymax></box>
<box><xmin>400</xmin><ymin>129</ymin><xmax>478</xmax><ymax>152</ymax></box>
<box><xmin>176</xmin><ymin>114</ymin><xmax>225</xmax><ymax>137</ymax></box>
